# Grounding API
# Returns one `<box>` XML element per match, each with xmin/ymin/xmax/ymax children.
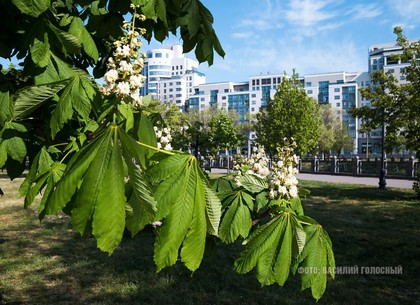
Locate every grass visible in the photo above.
<box><xmin>1</xmin><ymin>177</ymin><xmax>420</xmax><ymax>305</ymax></box>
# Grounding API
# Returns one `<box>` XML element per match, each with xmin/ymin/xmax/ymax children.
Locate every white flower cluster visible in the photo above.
<box><xmin>154</xmin><ymin>126</ymin><xmax>172</xmax><ymax>151</ymax></box>
<box><xmin>268</xmin><ymin>141</ymin><xmax>299</xmax><ymax>200</ymax></box>
<box><xmin>99</xmin><ymin>10</ymin><xmax>147</xmax><ymax>107</ymax></box>
<box><xmin>233</xmin><ymin>145</ymin><xmax>270</xmax><ymax>182</ymax></box>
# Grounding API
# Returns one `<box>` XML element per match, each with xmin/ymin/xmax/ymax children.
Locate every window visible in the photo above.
<box><xmin>336</xmin><ymin>103</ymin><xmax>341</xmax><ymax>107</ymax></box>
<box><xmin>180</xmin><ymin>65</ymin><xmax>183</xmax><ymax>70</ymax></box>
<box><xmin>400</xmin><ymin>75</ymin><xmax>406</xmax><ymax>80</ymax></box>
<box><xmin>334</xmin><ymin>88</ymin><xmax>340</xmax><ymax>92</ymax></box>
<box><xmin>251</xmin><ymin>94</ymin><xmax>256</xmax><ymax>98</ymax></box>
<box><xmin>334</xmin><ymin>95</ymin><xmax>340</xmax><ymax>100</ymax></box>
<box><xmin>222</xmin><ymin>96</ymin><xmax>226</xmax><ymax>100</ymax></box>
<box><xmin>251</xmin><ymin>107</ymin><xmax>255</xmax><ymax>112</ymax></box>
<box><xmin>200</xmin><ymin>97</ymin><xmax>205</xmax><ymax>101</ymax></box>
<box><xmin>261</xmin><ymin>78</ymin><xmax>271</xmax><ymax>85</ymax></box>
<box><xmin>307</xmin><ymin>89</ymin><xmax>313</xmax><ymax>94</ymax></box>
<box><xmin>224</xmin><ymin>89</ymin><xmax>229</xmax><ymax>93</ymax></box>
<box><xmin>306</xmin><ymin>82</ymin><xmax>312</xmax><ymax>87</ymax></box>
<box><xmin>252</xmin><ymin>80</ymin><xmax>255</xmax><ymax>86</ymax></box>
<box><xmin>388</xmin><ymin>69</ymin><xmax>395</xmax><ymax>73</ymax></box>
<box><xmin>176</xmin><ymin>82</ymin><xmax>182</xmax><ymax>85</ymax></box>
<box><xmin>155</xmin><ymin>52</ymin><xmax>162</xmax><ymax>58</ymax></box>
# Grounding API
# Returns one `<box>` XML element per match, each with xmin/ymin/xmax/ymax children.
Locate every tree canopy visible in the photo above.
<box><xmin>350</xmin><ymin>27</ymin><xmax>420</xmax><ymax>157</ymax></box>
<box><xmin>255</xmin><ymin>73</ymin><xmax>322</xmax><ymax>156</ymax></box>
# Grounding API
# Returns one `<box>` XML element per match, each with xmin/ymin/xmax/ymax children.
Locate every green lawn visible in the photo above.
<box><xmin>1</xmin><ymin>177</ymin><xmax>419</xmax><ymax>305</ymax></box>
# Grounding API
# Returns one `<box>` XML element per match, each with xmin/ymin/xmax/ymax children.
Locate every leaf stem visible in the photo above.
<box><xmin>136</xmin><ymin>140</ymin><xmax>176</xmax><ymax>156</ymax></box>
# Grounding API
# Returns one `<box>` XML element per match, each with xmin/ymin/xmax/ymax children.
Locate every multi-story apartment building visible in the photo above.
<box><xmin>303</xmin><ymin>72</ymin><xmax>364</xmax><ymax>154</ymax></box>
<box><xmin>360</xmin><ymin>42</ymin><xmax>413</xmax><ymax>155</ymax></box>
<box><xmin>142</xmin><ymin>40</ymin><xmax>415</xmax><ymax>155</ymax></box>
<box><xmin>188</xmin><ymin>73</ymin><xmax>284</xmax><ymax>117</ymax></box>
<box><xmin>141</xmin><ymin>45</ymin><xmax>206</xmax><ymax>111</ymax></box>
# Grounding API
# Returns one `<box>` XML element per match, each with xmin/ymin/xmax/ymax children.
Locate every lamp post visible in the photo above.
<box><xmin>378</xmin><ymin>119</ymin><xmax>387</xmax><ymax>189</ymax></box>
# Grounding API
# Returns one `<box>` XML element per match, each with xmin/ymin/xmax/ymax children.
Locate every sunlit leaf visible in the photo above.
<box><xmin>235</xmin><ymin>211</ymin><xmax>306</xmax><ymax>287</ymax></box>
<box><xmin>92</xmin><ymin>127</ymin><xmax>126</xmax><ymax>254</ymax></box>
<box><xmin>30</xmin><ymin>33</ymin><xmax>50</xmax><ymax>67</ymax></box>
<box><xmin>219</xmin><ymin>190</ymin><xmax>254</xmax><ymax>243</ymax></box>
<box><xmin>295</xmin><ymin>223</ymin><xmax>335</xmax><ymax>301</ymax></box>
<box><xmin>11</xmin><ymin>0</ymin><xmax>50</xmax><ymax>17</ymax></box>
<box><xmin>69</xmin><ymin>17</ymin><xmax>99</xmax><ymax>61</ymax></box>
<box><xmin>13</xmin><ymin>79</ymin><xmax>69</xmax><ymax>119</ymax></box>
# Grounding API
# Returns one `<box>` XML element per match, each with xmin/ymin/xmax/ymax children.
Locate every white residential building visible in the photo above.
<box><xmin>141</xmin><ymin>45</ymin><xmax>206</xmax><ymax>111</ymax></box>
<box><xmin>303</xmin><ymin>72</ymin><xmax>361</xmax><ymax>154</ymax></box>
<box><xmin>142</xmin><ymin>40</ymin><xmax>417</xmax><ymax>155</ymax></box>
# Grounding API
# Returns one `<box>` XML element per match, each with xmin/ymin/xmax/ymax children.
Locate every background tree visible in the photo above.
<box><xmin>208</xmin><ymin>111</ymin><xmax>239</xmax><ymax>151</ymax></box>
<box><xmin>183</xmin><ymin>108</ymin><xmax>216</xmax><ymax>158</ymax></box>
<box><xmin>255</xmin><ymin>73</ymin><xmax>322</xmax><ymax>156</ymax></box>
<box><xmin>208</xmin><ymin>111</ymin><xmax>239</xmax><ymax>170</ymax></box>
<box><xmin>318</xmin><ymin>104</ymin><xmax>337</xmax><ymax>158</ymax></box>
<box><xmin>332</xmin><ymin>123</ymin><xmax>355</xmax><ymax>157</ymax></box>
<box><xmin>350</xmin><ymin>27</ymin><xmax>420</xmax><ymax>157</ymax></box>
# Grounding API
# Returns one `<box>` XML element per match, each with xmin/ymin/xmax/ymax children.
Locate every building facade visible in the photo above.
<box><xmin>142</xmin><ymin>41</ymin><xmax>415</xmax><ymax>156</ymax></box>
<box><xmin>141</xmin><ymin>45</ymin><xmax>206</xmax><ymax>111</ymax></box>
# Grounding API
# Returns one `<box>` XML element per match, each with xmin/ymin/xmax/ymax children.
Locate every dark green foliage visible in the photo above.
<box><xmin>256</xmin><ymin>73</ymin><xmax>322</xmax><ymax>156</ymax></box>
<box><xmin>350</xmin><ymin>27</ymin><xmax>420</xmax><ymax>156</ymax></box>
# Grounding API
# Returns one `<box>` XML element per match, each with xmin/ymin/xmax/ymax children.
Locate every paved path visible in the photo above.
<box><xmin>297</xmin><ymin>173</ymin><xmax>414</xmax><ymax>189</ymax></box>
<box><xmin>210</xmin><ymin>168</ymin><xmax>414</xmax><ymax>189</ymax></box>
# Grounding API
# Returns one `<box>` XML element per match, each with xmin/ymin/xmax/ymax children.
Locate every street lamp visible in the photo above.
<box><xmin>378</xmin><ymin>118</ymin><xmax>387</xmax><ymax>189</ymax></box>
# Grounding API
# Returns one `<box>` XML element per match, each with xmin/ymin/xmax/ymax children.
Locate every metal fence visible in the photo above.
<box><xmin>297</xmin><ymin>156</ymin><xmax>418</xmax><ymax>179</ymax></box>
<box><xmin>202</xmin><ymin>156</ymin><xmax>418</xmax><ymax>179</ymax></box>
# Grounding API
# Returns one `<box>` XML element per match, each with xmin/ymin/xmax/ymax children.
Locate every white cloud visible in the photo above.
<box><xmin>237</xmin><ymin>18</ymin><xmax>282</xmax><ymax>31</ymax></box>
<box><xmin>347</xmin><ymin>4</ymin><xmax>383</xmax><ymax>19</ymax></box>
<box><xmin>232</xmin><ymin>31</ymin><xmax>256</xmax><ymax>39</ymax></box>
<box><xmin>387</xmin><ymin>0</ymin><xmax>420</xmax><ymax>20</ymax></box>
<box><xmin>202</xmin><ymin>36</ymin><xmax>368</xmax><ymax>83</ymax></box>
<box><xmin>235</xmin><ymin>0</ymin><xmax>285</xmax><ymax>31</ymax></box>
<box><xmin>285</xmin><ymin>0</ymin><xmax>337</xmax><ymax>27</ymax></box>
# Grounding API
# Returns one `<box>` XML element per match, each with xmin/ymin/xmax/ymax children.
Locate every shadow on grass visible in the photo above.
<box><xmin>0</xmin><ymin>206</ymin><xmax>312</xmax><ymax>305</ymax></box>
<box><xmin>1</xmin><ymin>182</ymin><xmax>420</xmax><ymax>305</ymax></box>
<box><xmin>300</xmin><ymin>180</ymin><xmax>417</xmax><ymax>202</ymax></box>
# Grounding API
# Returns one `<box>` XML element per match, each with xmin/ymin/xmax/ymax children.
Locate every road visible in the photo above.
<box><xmin>297</xmin><ymin>173</ymin><xmax>414</xmax><ymax>189</ymax></box>
<box><xmin>209</xmin><ymin>168</ymin><xmax>414</xmax><ymax>189</ymax></box>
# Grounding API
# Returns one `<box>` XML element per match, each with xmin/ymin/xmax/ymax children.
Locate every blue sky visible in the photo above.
<box><xmin>149</xmin><ymin>0</ymin><xmax>420</xmax><ymax>83</ymax></box>
<box><xmin>2</xmin><ymin>1</ymin><xmax>419</xmax><ymax>84</ymax></box>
